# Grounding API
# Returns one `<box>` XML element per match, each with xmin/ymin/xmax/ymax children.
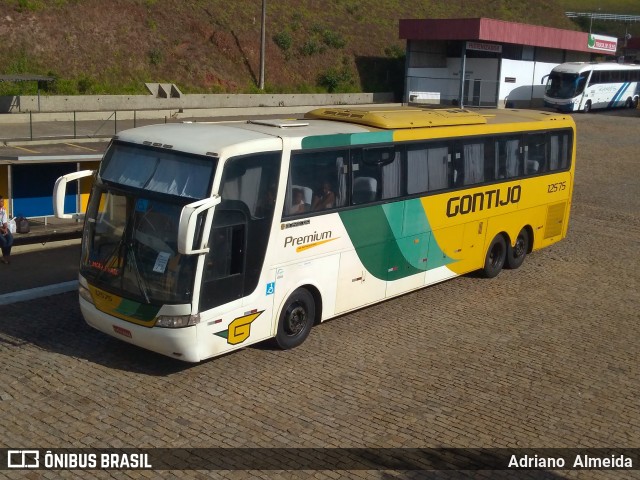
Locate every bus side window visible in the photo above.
<box><xmin>495</xmin><ymin>137</ymin><xmax>522</xmax><ymax>179</ymax></box>
<box><xmin>549</xmin><ymin>132</ymin><xmax>571</xmax><ymax>171</ymax></box>
<box><xmin>353</xmin><ymin>146</ymin><xmax>402</xmax><ymax>204</ymax></box>
<box><xmin>287</xmin><ymin>150</ymin><xmax>347</xmax><ymax>214</ymax></box>
<box><xmin>460</xmin><ymin>140</ymin><xmax>485</xmax><ymax>186</ymax></box>
<box><xmin>483</xmin><ymin>138</ymin><xmax>496</xmax><ymax>183</ymax></box>
<box><xmin>406</xmin><ymin>142</ymin><xmax>451</xmax><ymax>194</ymax></box>
<box><xmin>220</xmin><ymin>152</ymin><xmax>281</xmax><ymax>219</ymax></box>
<box><xmin>524</xmin><ymin>133</ymin><xmax>546</xmax><ymax>175</ymax></box>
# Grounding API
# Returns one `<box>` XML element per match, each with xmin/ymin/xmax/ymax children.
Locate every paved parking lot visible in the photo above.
<box><xmin>0</xmin><ymin>110</ymin><xmax>639</xmax><ymax>479</ymax></box>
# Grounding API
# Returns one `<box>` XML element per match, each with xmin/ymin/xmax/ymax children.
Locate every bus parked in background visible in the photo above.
<box><xmin>54</xmin><ymin>107</ymin><xmax>576</xmax><ymax>362</ymax></box>
<box><xmin>544</xmin><ymin>62</ymin><xmax>640</xmax><ymax>112</ymax></box>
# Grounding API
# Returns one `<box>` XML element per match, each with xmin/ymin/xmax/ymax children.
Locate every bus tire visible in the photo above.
<box><xmin>482</xmin><ymin>234</ymin><xmax>507</xmax><ymax>278</ymax></box>
<box><xmin>625</xmin><ymin>97</ymin><xmax>633</xmax><ymax>108</ymax></box>
<box><xmin>275</xmin><ymin>288</ymin><xmax>315</xmax><ymax>350</ymax></box>
<box><xmin>506</xmin><ymin>228</ymin><xmax>529</xmax><ymax>270</ymax></box>
<box><xmin>583</xmin><ymin>100</ymin><xmax>592</xmax><ymax>113</ymax></box>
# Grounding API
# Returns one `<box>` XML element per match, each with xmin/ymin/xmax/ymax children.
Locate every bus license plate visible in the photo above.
<box><xmin>113</xmin><ymin>325</ymin><xmax>132</xmax><ymax>338</ymax></box>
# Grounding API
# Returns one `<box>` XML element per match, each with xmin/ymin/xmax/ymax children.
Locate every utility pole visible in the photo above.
<box><xmin>259</xmin><ymin>0</ymin><xmax>266</xmax><ymax>90</ymax></box>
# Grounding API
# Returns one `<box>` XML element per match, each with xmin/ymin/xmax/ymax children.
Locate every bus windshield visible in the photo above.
<box><xmin>545</xmin><ymin>71</ymin><xmax>589</xmax><ymax>99</ymax></box>
<box><xmin>80</xmin><ymin>143</ymin><xmax>217</xmax><ymax>305</ymax></box>
<box><xmin>80</xmin><ymin>187</ymin><xmax>199</xmax><ymax>304</ymax></box>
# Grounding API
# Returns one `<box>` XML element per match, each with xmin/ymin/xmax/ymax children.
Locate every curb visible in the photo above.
<box><xmin>0</xmin><ymin>280</ymin><xmax>78</xmax><ymax>306</ymax></box>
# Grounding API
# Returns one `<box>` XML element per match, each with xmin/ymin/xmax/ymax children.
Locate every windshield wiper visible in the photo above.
<box><xmin>92</xmin><ymin>228</ymin><xmax>127</xmax><ymax>285</ymax></box>
<box><xmin>126</xmin><ymin>245</ymin><xmax>151</xmax><ymax>304</ymax></box>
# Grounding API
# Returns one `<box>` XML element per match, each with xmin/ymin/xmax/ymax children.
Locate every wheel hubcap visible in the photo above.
<box><xmin>514</xmin><ymin>237</ymin><xmax>525</xmax><ymax>257</ymax></box>
<box><xmin>285</xmin><ymin>304</ymin><xmax>306</xmax><ymax>336</ymax></box>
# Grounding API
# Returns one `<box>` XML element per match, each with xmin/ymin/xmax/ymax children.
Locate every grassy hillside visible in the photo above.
<box><xmin>0</xmin><ymin>0</ymin><xmax>632</xmax><ymax>96</ymax></box>
<box><xmin>559</xmin><ymin>0</ymin><xmax>640</xmax><ymax>40</ymax></box>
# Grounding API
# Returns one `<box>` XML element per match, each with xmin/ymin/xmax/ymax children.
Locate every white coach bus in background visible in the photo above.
<box><xmin>544</xmin><ymin>62</ymin><xmax>640</xmax><ymax>113</ymax></box>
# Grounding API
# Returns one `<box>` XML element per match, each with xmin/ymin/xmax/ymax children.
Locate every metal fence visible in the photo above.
<box><xmin>0</xmin><ymin>110</ymin><xmax>187</xmax><ymax>142</ymax></box>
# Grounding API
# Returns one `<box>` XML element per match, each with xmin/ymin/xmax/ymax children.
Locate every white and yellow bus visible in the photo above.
<box><xmin>54</xmin><ymin>107</ymin><xmax>575</xmax><ymax>362</ymax></box>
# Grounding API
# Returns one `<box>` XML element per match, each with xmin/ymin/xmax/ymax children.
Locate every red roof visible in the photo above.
<box><xmin>399</xmin><ymin>18</ymin><xmax>595</xmax><ymax>54</ymax></box>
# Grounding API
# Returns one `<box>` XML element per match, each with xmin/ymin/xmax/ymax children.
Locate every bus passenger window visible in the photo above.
<box><xmin>495</xmin><ymin>137</ymin><xmax>522</xmax><ymax>179</ymax></box>
<box><xmin>220</xmin><ymin>152</ymin><xmax>281</xmax><ymax>219</ymax></box>
<box><xmin>461</xmin><ymin>141</ymin><xmax>485</xmax><ymax>185</ymax></box>
<box><xmin>549</xmin><ymin>132</ymin><xmax>571</xmax><ymax>171</ymax></box>
<box><xmin>524</xmin><ymin>134</ymin><xmax>546</xmax><ymax>175</ymax></box>
<box><xmin>359</xmin><ymin>147</ymin><xmax>402</xmax><ymax>201</ymax></box>
<box><xmin>406</xmin><ymin>142</ymin><xmax>451</xmax><ymax>194</ymax></box>
<box><xmin>286</xmin><ymin>150</ymin><xmax>347</xmax><ymax>216</ymax></box>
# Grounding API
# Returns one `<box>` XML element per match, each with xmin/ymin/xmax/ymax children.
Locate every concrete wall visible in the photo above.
<box><xmin>0</xmin><ymin>92</ymin><xmax>395</xmax><ymax>113</ymax></box>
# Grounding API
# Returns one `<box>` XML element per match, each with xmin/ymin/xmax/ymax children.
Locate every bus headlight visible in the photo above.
<box><xmin>155</xmin><ymin>314</ymin><xmax>200</xmax><ymax>328</ymax></box>
<box><xmin>79</xmin><ymin>284</ymin><xmax>95</xmax><ymax>305</ymax></box>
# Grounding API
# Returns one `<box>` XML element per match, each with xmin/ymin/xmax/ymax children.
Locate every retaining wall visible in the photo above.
<box><xmin>0</xmin><ymin>92</ymin><xmax>395</xmax><ymax>113</ymax></box>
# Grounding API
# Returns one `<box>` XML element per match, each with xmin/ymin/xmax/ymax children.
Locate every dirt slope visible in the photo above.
<box><xmin>0</xmin><ymin>0</ymin><xmax>579</xmax><ymax>94</ymax></box>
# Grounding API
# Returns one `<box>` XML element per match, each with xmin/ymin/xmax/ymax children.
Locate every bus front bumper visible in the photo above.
<box><xmin>80</xmin><ymin>297</ymin><xmax>200</xmax><ymax>362</ymax></box>
<box><xmin>544</xmin><ymin>100</ymin><xmax>575</xmax><ymax>112</ymax></box>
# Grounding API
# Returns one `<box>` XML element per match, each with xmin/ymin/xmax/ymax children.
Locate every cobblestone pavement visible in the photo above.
<box><xmin>0</xmin><ymin>110</ymin><xmax>639</xmax><ymax>480</ymax></box>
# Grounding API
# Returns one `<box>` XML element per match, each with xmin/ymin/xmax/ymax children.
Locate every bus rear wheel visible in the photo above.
<box><xmin>506</xmin><ymin>228</ymin><xmax>530</xmax><ymax>269</ymax></box>
<box><xmin>275</xmin><ymin>288</ymin><xmax>315</xmax><ymax>350</ymax></box>
<box><xmin>482</xmin><ymin>234</ymin><xmax>507</xmax><ymax>278</ymax></box>
<box><xmin>625</xmin><ymin>97</ymin><xmax>634</xmax><ymax>108</ymax></box>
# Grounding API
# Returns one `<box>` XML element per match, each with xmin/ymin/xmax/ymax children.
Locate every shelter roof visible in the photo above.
<box><xmin>399</xmin><ymin>17</ymin><xmax>601</xmax><ymax>54</ymax></box>
<box><xmin>0</xmin><ymin>75</ymin><xmax>54</xmax><ymax>82</ymax></box>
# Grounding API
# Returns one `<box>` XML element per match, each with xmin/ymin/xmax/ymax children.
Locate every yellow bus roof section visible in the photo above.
<box><xmin>305</xmin><ymin>107</ymin><xmax>488</xmax><ymax>129</ymax></box>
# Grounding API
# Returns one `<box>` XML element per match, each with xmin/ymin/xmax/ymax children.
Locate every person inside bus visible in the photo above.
<box><xmin>0</xmin><ymin>195</ymin><xmax>13</xmax><ymax>264</ymax></box>
<box><xmin>311</xmin><ymin>181</ymin><xmax>336</xmax><ymax>211</ymax></box>
<box><xmin>256</xmin><ymin>182</ymin><xmax>277</xmax><ymax>218</ymax></box>
<box><xmin>289</xmin><ymin>188</ymin><xmax>307</xmax><ymax>215</ymax></box>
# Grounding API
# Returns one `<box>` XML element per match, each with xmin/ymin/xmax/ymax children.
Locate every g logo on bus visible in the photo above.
<box><xmin>215</xmin><ymin>311</ymin><xmax>263</xmax><ymax>345</ymax></box>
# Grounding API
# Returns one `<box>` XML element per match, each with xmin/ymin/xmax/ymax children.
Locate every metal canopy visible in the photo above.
<box><xmin>0</xmin><ymin>75</ymin><xmax>54</xmax><ymax>83</ymax></box>
<box><xmin>566</xmin><ymin>12</ymin><xmax>640</xmax><ymax>23</ymax></box>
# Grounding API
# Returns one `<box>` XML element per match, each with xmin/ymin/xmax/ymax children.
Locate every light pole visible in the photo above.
<box><xmin>259</xmin><ymin>0</ymin><xmax>266</xmax><ymax>90</ymax></box>
<box><xmin>589</xmin><ymin>8</ymin><xmax>601</xmax><ymax>34</ymax></box>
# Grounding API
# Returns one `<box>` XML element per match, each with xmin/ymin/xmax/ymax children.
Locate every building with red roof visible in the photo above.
<box><xmin>399</xmin><ymin>18</ymin><xmax>618</xmax><ymax>108</ymax></box>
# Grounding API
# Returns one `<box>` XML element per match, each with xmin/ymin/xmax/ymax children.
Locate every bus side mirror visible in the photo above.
<box><xmin>177</xmin><ymin>196</ymin><xmax>221</xmax><ymax>255</ymax></box>
<box><xmin>53</xmin><ymin>170</ymin><xmax>95</xmax><ymax>219</ymax></box>
<box><xmin>541</xmin><ymin>74</ymin><xmax>549</xmax><ymax>85</ymax></box>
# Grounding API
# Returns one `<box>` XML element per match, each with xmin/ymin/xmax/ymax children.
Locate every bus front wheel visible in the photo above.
<box><xmin>506</xmin><ymin>228</ymin><xmax>530</xmax><ymax>270</ymax></box>
<box><xmin>275</xmin><ymin>288</ymin><xmax>315</xmax><ymax>349</ymax></box>
<box><xmin>583</xmin><ymin>100</ymin><xmax>592</xmax><ymax>113</ymax></box>
<box><xmin>482</xmin><ymin>234</ymin><xmax>507</xmax><ymax>278</ymax></box>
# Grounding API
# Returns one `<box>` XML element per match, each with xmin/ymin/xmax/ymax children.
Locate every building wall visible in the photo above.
<box><xmin>407</xmin><ymin>48</ymin><xmax>594</xmax><ymax>108</ymax></box>
<box><xmin>406</xmin><ymin>56</ymin><xmax>500</xmax><ymax>107</ymax></box>
<box><xmin>499</xmin><ymin>60</ymin><xmax>569</xmax><ymax>108</ymax></box>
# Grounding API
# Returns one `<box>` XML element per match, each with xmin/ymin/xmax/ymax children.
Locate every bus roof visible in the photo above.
<box><xmin>114</xmin><ymin>107</ymin><xmax>573</xmax><ymax>158</ymax></box>
<box><xmin>304</xmin><ymin>107</ymin><xmax>487</xmax><ymax>128</ymax></box>
<box><xmin>551</xmin><ymin>62</ymin><xmax>640</xmax><ymax>74</ymax></box>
